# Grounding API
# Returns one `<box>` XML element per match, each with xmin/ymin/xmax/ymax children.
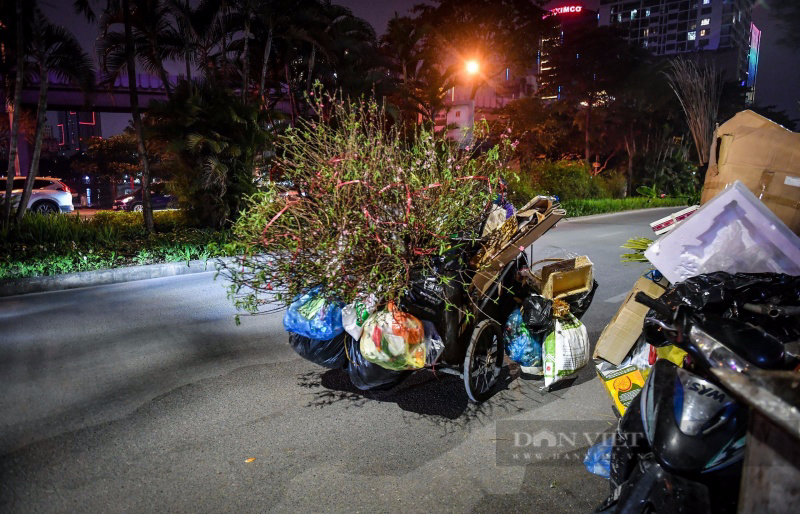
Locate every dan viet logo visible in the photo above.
<box><xmin>496</xmin><ymin>420</ymin><xmax>639</xmax><ymax>466</ymax></box>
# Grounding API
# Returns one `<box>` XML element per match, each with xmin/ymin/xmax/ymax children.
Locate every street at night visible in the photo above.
<box><xmin>0</xmin><ymin>208</ymin><xmax>675</xmax><ymax>513</ymax></box>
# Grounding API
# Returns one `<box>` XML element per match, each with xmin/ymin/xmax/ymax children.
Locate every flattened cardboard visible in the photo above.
<box><xmin>593</xmin><ymin>276</ymin><xmax>666</xmax><ymax>366</ymax></box>
<box><xmin>703</xmin><ymin>110</ymin><xmax>800</xmax><ymax>234</ymax></box>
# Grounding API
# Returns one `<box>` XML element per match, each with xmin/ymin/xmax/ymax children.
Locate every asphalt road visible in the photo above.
<box><xmin>0</xmin><ymin>207</ymin><xmax>678</xmax><ymax>513</ymax></box>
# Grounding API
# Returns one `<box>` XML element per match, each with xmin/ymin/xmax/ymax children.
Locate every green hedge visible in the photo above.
<box><xmin>560</xmin><ymin>197</ymin><xmax>688</xmax><ymax>217</ymax></box>
<box><xmin>0</xmin><ymin>211</ymin><xmax>241</xmax><ymax>280</ymax></box>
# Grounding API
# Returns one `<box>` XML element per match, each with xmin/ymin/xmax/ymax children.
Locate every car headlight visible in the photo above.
<box><xmin>121</xmin><ymin>197</ymin><xmax>132</xmax><ymax>203</ymax></box>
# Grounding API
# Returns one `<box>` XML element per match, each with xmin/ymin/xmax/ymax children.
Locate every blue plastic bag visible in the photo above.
<box><xmin>583</xmin><ymin>438</ymin><xmax>613</xmax><ymax>479</ymax></box>
<box><xmin>283</xmin><ymin>287</ymin><xmax>344</xmax><ymax>340</ymax></box>
<box><xmin>504</xmin><ymin>307</ymin><xmax>543</xmax><ymax>370</ymax></box>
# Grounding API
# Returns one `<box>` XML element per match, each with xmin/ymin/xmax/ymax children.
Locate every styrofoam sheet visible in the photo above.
<box><xmin>644</xmin><ymin>181</ymin><xmax>800</xmax><ymax>283</ymax></box>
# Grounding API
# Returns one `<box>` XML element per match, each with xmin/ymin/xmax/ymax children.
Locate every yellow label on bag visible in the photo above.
<box><xmin>598</xmin><ymin>365</ymin><xmax>645</xmax><ymax>416</ymax></box>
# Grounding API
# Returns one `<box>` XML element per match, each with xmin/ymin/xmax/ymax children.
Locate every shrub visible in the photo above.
<box><xmin>510</xmin><ymin>160</ymin><xmax>592</xmax><ymax>204</ymax></box>
<box><xmin>147</xmin><ymin>79</ymin><xmax>272</xmax><ymax>229</ymax></box>
<box><xmin>224</xmin><ymin>94</ymin><xmax>514</xmax><ymax>314</ymax></box>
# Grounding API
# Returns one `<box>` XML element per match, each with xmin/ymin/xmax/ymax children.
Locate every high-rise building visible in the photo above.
<box><xmin>56</xmin><ymin>111</ymin><xmax>102</xmax><ymax>156</ymax></box>
<box><xmin>538</xmin><ymin>2</ymin><xmax>600</xmax><ymax>100</ymax></box>
<box><xmin>597</xmin><ymin>0</ymin><xmax>760</xmax><ymax>97</ymax></box>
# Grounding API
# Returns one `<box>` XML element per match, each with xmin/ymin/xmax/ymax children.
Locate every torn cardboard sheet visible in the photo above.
<box><xmin>594</xmin><ymin>276</ymin><xmax>666</xmax><ymax>366</ymax></box>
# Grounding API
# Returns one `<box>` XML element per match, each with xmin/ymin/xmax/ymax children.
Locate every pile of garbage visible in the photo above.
<box><xmin>587</xmin><ymin>110</ymin><xmax>800</xmax><ymax>512</ymax></box>
<box><xmin>278</xmin><ymin>190</ymin><xmax>601</xmax><ymax>393</ymax></box>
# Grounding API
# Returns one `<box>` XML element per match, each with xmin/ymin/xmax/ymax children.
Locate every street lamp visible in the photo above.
<box><xmin>465</xmin><ymin>60</ymin><xmax>479</xmax><ymax>75</ymax></box>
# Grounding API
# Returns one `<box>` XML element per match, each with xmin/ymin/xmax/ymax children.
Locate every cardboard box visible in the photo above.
<box><xmin>529</xmin><ymin>255</ymin><xmax>593</xmax><ymax>300</ymax></box>
<box><xmin>593</xmin><ymin>276</ymin><xmax>666</xmax><ymax>365</ymax></box>
<box><xmin>596</xmin><ymin>364</ymin><xmax>645</xmax><ymax>416</ymax></box>
<box><xmin>703</xmin><ymin>110</ymin><xmax>800</xmax><ymax>234</ymax></box>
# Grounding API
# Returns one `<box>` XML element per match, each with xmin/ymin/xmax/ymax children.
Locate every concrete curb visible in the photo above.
<box><xmin>0</xmin><ymin>257</ymin><xmax>238</xmax><ymax>298</ymax></box>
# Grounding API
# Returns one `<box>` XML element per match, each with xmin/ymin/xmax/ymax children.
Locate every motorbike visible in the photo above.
<box><xmin>596</xmin><ymin>272</ymin><xmax>800</xmax><ymax>514</ymax></box>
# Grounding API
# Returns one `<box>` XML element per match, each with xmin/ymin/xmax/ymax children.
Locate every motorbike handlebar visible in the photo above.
<box><xmin>634</xmin><ymin>292</ymin><xmax>672</xmax><ymax>319</ymax></box>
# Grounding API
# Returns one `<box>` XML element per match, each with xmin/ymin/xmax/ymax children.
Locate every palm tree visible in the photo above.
<box><xmin>14</xmin><ymin>9</ymin><xmax>95</xmax><ymax>221</ymax></box>
<box><xmin>380</xmin><ymin>14</ymin><xmax>425</xmax><ymax>86</ymax></box>
<box><xmin>2</xmin><ymin>0</ymin><xmax>25</xmax><ymax>228</ymax></box>
<box><xmin>75</xmin><ymin>0</ymin><xmax>158</xmax><ymax>232</ymax></box>
<box><xmin>96</xmin><ymin>0</ymin><xmax>181</xmax><ymax>100</ymax></box>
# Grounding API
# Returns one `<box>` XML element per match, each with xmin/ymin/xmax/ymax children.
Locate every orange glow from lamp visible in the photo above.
<box><xmin>466</xmin><ymin>60</ymin><xmax>479</xmax><ymax>75</ymax></box>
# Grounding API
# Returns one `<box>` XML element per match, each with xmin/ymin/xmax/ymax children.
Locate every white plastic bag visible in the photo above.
<box><xmin>542</xmin><ymin>313</ymin><xmax>589</xmax><ymax>388</ymax></box>
<box><xmin>342</xmin><ymin>294</ymin><xmax>377</xmax><ymax>340</ymax></box>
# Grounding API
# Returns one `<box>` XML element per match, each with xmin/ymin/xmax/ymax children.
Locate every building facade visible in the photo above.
<box><xmin>597</xmin><ymin>0</ymin><xmax>760</xmax><ymax>96</ymax></box>
<box><xmin>56</xmin><ymin>111</ymin><xmax>102</xmax><ymax>156</ymax></box>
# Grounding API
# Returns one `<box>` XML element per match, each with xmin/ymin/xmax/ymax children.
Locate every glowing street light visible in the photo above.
<box><xmin>465</xmin><ymin>60</ymin><xmax>479</xmax><ymax>75</ymax></box>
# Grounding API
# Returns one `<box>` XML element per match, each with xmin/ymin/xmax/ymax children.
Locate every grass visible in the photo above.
<box><xmin>560</xmin><ymin>197</ymin><xmax>688</xmax><ymax>217</ymax></box>
<box><xmin>0</xmin><ymin>211</ymin><xmax>242</xmax><ymax>280</ymax></box>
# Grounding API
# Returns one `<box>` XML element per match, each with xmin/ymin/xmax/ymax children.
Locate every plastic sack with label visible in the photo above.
<box><xmin>543</xmin><ymin>313</ymin><xmax>589</xmax><ymax>388</ymax></box>
<box><xmin>360</xmin><ymin>304</ymin><xmax>426</xmax><ymax>371</ymax></box>
<box><xmin>283</xmin><ymin>287</ymin><xmax>344</xmax><ymax>340</ymax></box>
<box><xmin>504</xmin><ymin>307</ymin><xmax>543</xmax><ymax>373</ymax></box>
<box><xmin>342</xmin><ymin>295</ymin><xmax>377</xmax><ymax>340</ymax></box>
<box><xmin>288</xmin><ymin>332</ymin><xmax>348</xmax><ymax>369</ymax></box>
<box><xmin>422</xmin><ymin>320</ymin><xmax>445</xmax><ymax>366</ymax></box>
<box><xmin>345</xmin><ymin>334</ymin><xmax>408</xmax><ymax>391</ymax></box>
<box><xmin>584</xmin><ymin>438</ymin><xmax>613</xmax><ymax>479</ymax></box>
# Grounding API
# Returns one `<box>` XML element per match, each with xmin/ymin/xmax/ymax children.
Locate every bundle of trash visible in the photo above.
<box><xmin>501</xmin><ymin>249</ymin><xmax>597</xmax><ymax>388</ymax></box>
<box><xmin>277</xmin><ymin>193</ymin><xmax>600</xmax><ymax>392</ymax></box>
<box><xmin>594</xmin><ymin>178</ymin><xmax>800</xmax><ymax>416</ymax></box>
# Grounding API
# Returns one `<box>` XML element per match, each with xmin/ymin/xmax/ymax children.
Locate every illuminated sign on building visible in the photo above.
<box><xmin>551</xmin><ymin>5</ymin><xmax>583</xmax><ymax>15</ymax></box>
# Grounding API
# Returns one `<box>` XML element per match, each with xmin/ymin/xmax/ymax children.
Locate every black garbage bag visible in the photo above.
<box><xmin>345</xmin><ymin>335</ymin><xmax>409</xmax><ymax>391</ymax></box>
<box><xmin>522</xmin><ymin>294</ymin><xmax>553</xmax><ymax>340</ymax></box>
<box><xmin>647</xmin><ymin>272</ymin><xmax>800</xmax><ymax>344</ymax></box>
<box><xmin>563</xmin><ymin>279</ymin><xmax>598</xmax><ymax>320</ymax></box>
<box><xmin>288</xmin><ymin>332</ymin><xmax>348</xmax><ymax>369</ymax></box>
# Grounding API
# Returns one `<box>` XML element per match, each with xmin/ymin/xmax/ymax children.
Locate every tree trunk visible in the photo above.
<box><xmin>3</xmin><ymin>0</ymin><xmax>24</xmax><ymax>227</ymax></box>
<box><xmin>242</xmin><ymin>17</ymin><xmax>250</xmax><ymax>102</ymax></box>
<box><xmin>157</xmin><ymin>64</ymin><xmax>173</xmax><ymax>99</ymax></box>
<box><xmin>306</xmin><ymin>46</ymin><xmax>316</xmax><ymax>93</ymax></box>
<box><xmin>259</xmin><ymin>25</ymin><xmax>273</xmax><ymax>105</ymax></box>
<box><xmin>122</xmin><ymin>0</ymin><xmax>153</xmax><ymax>233</ymax></box>
<box><xmin>185</xmin><ymin>45</ymin><xmax>192</xmax><ymax>92</ymax></box>
<box><xmin>15</xmin><ymin>65</ymin><xmax>49</xmax><ymax>221</ymax></box>
<box><xmin>285</xmin><ymin>63</ymin><xmax>295</xmax><ymax>127</ymax></box>
<box><xmin>584</xmin><ymin>97</ymin><xmax>592</xmax><ymax>164</ymax></box>
<box><xmin>624</xmin><ymin>136</ymin><xmax>634</xmax><ymax>197</ymax></box>
<box><xmin>219</xmin><ymin>1</ymin><xmax>227</xmax><ymax>80</ymax></box>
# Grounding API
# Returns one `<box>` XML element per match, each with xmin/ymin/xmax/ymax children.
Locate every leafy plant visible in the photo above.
<box><xmin>223</xmin><ymin>91</ymin><xmax>515</xmax><ymax>314</ymax></box>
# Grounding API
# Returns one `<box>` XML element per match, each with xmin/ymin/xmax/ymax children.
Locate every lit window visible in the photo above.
<box><xmin>701</xmin><ymin>18</ymin><xmax>710</xmax><ymax>26</ymax></box>
<box><xmin>617</xmin><ymin>13</ymin><xmax>622</xmax><ymax>22</ymax></box>
<box><xmin>700</xmin><ymin>29</ymin><xmax>708</xmax><ymax>37</ymax></box>
<box><xmin>688</xmin><ymin>31</ymin><xmax>697</xmax><ymax>40</ymax></box>
<box><xmin>631</xmin><ymin>9</ymin><xmax>637</xmax><ymax>20</ymax></box>
<box><xmin>703</xmin><ymin>0</ymin><xmax>710</xmax><ymax>4</ymax></box>
<box><xmin>645</xmin><ymin>9</ymin><xmax>650</xmax><ymax>17</ymax></box>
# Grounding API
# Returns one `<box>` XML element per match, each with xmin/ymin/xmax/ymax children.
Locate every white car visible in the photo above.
<box><xmin>0</xmin><ymin>177</ymin><xmax>75</xmax><ymax>214</ymax></box>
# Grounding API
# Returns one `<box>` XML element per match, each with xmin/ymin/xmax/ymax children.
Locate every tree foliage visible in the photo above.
<box><xmin>223</xmin><ymin>91</ymin><xmax>514</xmax><ymax>313</ymax></box>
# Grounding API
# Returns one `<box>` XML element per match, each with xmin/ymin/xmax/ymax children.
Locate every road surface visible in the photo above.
<box><xmin>0</xmin><ymin>207</ymin><xmax>677</xmax><ymax>513</ymax></box>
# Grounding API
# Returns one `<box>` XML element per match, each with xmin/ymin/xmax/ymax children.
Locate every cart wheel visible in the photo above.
<box><xmin>463</xmin><ymin>319</ymin><xmax>504</xmax><ymax>402</ymax></box>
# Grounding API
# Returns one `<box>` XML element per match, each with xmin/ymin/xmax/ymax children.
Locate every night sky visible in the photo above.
<box><xmin>37</xmin><ymin>0</ymin><xmax>799</xmax><ymax>137</ymax></box>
